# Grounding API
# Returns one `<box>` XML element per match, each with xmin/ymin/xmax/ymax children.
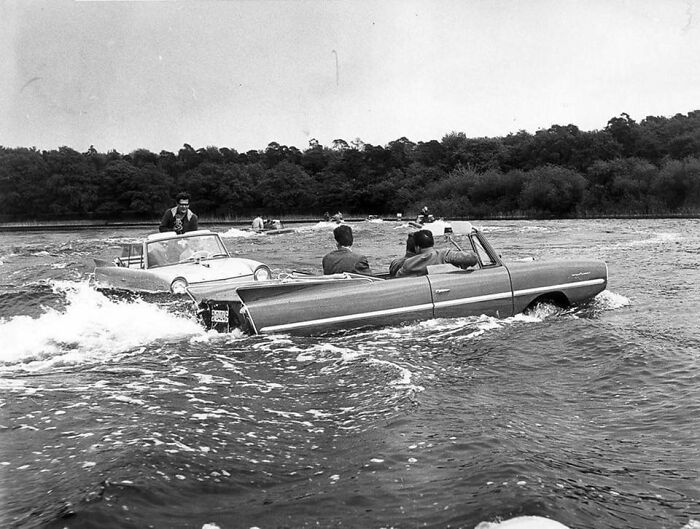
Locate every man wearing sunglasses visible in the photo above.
<box><xmin>159</xmin><ymin>192</ymin><xmax>199</xmax><ymax>234</ymax></box>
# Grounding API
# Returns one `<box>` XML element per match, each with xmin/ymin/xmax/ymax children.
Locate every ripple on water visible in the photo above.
<box><xmin>3</xmin><ymin>220</ymin><xmax>700</xmax><ymax>529</ymax></box>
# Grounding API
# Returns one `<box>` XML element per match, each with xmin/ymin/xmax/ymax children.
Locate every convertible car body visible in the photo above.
<box><xmin>93</xmin><ymin>230</ymin><xmax>272</xmax><ymax>293</ymax></box>
<box><xmin>191</xmin><ymin>224</ymin><xmax>608</xmax><ymax>335</ymax></box>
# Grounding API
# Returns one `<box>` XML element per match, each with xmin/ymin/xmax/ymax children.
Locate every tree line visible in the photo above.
<box><xmin>2</xmin><ymin>110</ymin><xmax>700</xmax><ymax>222</ymax></box>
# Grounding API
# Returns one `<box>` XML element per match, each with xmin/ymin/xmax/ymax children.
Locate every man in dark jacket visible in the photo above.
<box><xmin>395</xmin><ymin>229</ymin><xmax>477</xmax><ymax>277</ymax></box>
<box><xmin>322</xmin><ymin>225</ymin><xmax>371</xmax><ymax>275</ymax></box>
<box><xmin>389</xmin><ymin>232</ymin><xmax>417</xmax><ymax>277</ymax></box>
<box><xmin>159</xmin><ymin>192</ymin><xmax>198</xmax><ymax>234</ymax></box>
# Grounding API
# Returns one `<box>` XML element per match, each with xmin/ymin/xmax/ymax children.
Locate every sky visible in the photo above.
<box><xmin>1</xmin><ymin>0</ymin><xmax>699</xmax><ymax>154</ymax></box>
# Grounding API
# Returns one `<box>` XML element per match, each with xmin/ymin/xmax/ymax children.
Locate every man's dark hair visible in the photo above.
<box><xmin>413</xmin><ymin>229</ymin><xmax>434</xmax><ymax>249</ymax></box>
<box><xmin>404</xmin><ymin>233</ymin><xmax>415</xmax><ymax>254</ymax></box>
<box><xmin>333</xmin><ymin>224</ymin><xmax>353</xmax><ymax>247</ymax></box>
<box><xmin>176</xmin><ymin>192</ymin><xmax>191</xmax><ymax>203</ymax></box>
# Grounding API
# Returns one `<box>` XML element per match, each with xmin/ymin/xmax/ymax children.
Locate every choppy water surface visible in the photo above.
<box><xmin>1</xmin><ymin>219</ymin><xmax>699</xmax><ymax>529</ymax></box>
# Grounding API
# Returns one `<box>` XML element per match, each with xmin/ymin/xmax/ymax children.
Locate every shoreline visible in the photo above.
<box><xmin>1</xmin><ymin>214</ymin><xmax>699</xmax><ymax>232</ymax></box>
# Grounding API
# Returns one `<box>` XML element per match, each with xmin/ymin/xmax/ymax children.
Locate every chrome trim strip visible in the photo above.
<box><xmin>513</xmin><ymin>278</ymin><xmax>605</xmax><ymax>297</ymax></box>
<box><xmin>242</xmin><ymin>306</ymin><xmax>258</xmax><ymax>335</ymax></box>
<box><xmin>259</xmin><ymin>302</ymin><xmax>434</xmax><ymax>333</ymax></box>
<box><xmin>434</xmin><ymin>291</ymin><xmax>512</xmax><ymax>309</ymax></box>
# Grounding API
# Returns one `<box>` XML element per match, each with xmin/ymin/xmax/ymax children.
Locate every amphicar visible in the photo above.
<box><xmin>190</xmin><ymin>224</ymin><xmax>608</xmax><ymax>335</ymax></box>
<box><xmin>93</xmin><ymin>230</ymin><xmax>272</xmax><ymax>294</ymax></box>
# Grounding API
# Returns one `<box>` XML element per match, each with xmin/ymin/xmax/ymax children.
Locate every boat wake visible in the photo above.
<box><xmin>218</xmin><ymin>227</ymin><xmax>258</xmax><ymax>238</ymax></box>
<box><xmin>591</xmin><ymin>289</ymin><xmax>630</xmax><ymax>311</ymax></box>
<box><xmin>299</xmin><ymin>221</ymin><xmax>343</xmax><ymax>231</ymax></box>
<box><xmin>0</xmin><ymin>281</ymin><xmax>205</xmax><ymax>371</ymax></box>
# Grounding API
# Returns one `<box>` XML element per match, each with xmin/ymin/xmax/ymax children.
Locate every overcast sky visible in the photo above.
<box><xmin>1</xmin><ymin>0</ymin><xmax>699</xmax><ymax>154</ymax></box>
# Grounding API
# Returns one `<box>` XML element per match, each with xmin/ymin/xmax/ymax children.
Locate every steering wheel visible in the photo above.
<box><xmin>190</xmin><ymin>250</ymin><xmax>212</xmax><ymax>260</ymax></box>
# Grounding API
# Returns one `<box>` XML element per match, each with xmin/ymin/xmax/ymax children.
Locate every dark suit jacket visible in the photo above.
<box><xmin>322</xmin><ymin>247</ymin><xmax>371</xmax><ymax>275</ymax></box>
<box><xmin>159</xmin><ymin>207</ymin><xmax>198</xmax><ymax>234</ymax></box>
<box><xmin>396</xmin><ymin>248</ymin><xmax>477</xmax><ymax>277</ymax></box>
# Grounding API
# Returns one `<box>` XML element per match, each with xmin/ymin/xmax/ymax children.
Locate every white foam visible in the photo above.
<box><xmin>0</xmin><ymin>281</ymin><xmax>204</xmax><ymax>369</ymax></box>
<box><xmin>631</xmin><ymin>231</ymin><xmax>681</xmax><ymax>245</ymax></box>
<box><xmin>475</xmin><ymin>516</ymin><xmax>569</xmax><ymax>529</ymax></box>
<box><xmin>219</xmin><ymin>227</ymin><xmax>257</xmax><ymax>238</ymax></box>
<box><xmin>302</xmin><ymin>221</ymin><xmax>342</xmax><ymax>231</ymax></box>
<box><xmin>595</xmin><ymin>290</ymin><xmax>631</xmax><ymax>310</ymax></box>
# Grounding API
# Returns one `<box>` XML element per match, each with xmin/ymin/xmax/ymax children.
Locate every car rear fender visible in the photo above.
<box><xmin>507</xmin><ymin>259</ymin><xmax>608</xmax><ymax>314</ymax></box>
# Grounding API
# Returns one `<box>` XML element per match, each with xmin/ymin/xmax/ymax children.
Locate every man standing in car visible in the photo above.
<box><xmin>159</xmin><ymin>192</ymin><xmax>199</xmax><ymax>234</ymax></box>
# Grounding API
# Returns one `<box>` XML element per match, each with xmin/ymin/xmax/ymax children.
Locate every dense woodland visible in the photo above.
<box><xmin>2</xmin><ymin>111</ymin><xmax>700</xmax><ymax>222</ymax></box>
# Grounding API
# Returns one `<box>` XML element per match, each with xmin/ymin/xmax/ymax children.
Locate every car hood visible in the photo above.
<box><xmin>149</xmin><ymin>257</ymin><xmax>262</xmax><ymax>284</ymax></box>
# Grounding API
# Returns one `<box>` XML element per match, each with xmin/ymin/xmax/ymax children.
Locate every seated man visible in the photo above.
<box><xmin>251</xmin><ymin>214</ymin><xmax>264</xmax><ymax>232</ymax></box>
<box><xmin>389</xmin><ymin>233</ymin><xmax>417</xmax><ymax>277</ymax></box>
<box><xmin>395</xmin><ymin>229</ymin><xmax>478</xmax><ymax>277</ymax></box>
<box><xmin>148</xmin><ymin>240</ymin><xmax>182</xmax><ymax>267</ymax></box>
<box><xmin>147</xmin><ymin>246</ymin><xmax>167</xmax><ymax>267</ymax></box>
<box><xmin>322</xmin><ymin>225</ymin><xmax>371</xmax><ymax>275</ymax></box>
<box><xmin>176</xmin><ymin>239</ymin><xmax>194</xmax><ymax>261</ymax></box>
<box><xmin>416</xmin><ymin>206</ymin><xmax>431</xmax><ymax>224</ymax></box>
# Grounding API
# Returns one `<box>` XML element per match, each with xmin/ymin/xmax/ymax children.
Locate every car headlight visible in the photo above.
<box><xmin>170</xmin><ymin>277</ymin><xmax>188</xmax><ymax>294</ymax></box>
<box><xmin>253</xmin><ymin>265</ymin><xmax>272</xmax><ymax>281</ymax></box>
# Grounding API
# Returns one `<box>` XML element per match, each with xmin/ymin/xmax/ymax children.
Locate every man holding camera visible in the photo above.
<box><xmin>159</xmin><ymin>192</ymin><xmax>199</xmax><ymax>234</ymax></box>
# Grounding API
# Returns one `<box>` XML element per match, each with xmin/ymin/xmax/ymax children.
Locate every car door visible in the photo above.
<box><xmin>428</xmin><ymin>265</ymin><xmax>514</xmax><ymax>320</ymax></box>
<box><xmin>428</xmin><ymin>232</ymin><xmax>514</xmax><ymax>319</ymax></box>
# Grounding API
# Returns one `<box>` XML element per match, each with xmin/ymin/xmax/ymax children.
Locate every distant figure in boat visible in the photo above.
<box><xmin>323</xmin><ymin>211</ymin><xmax>331</xmax><ymax>222</ymax></box>
<box><xmin>251</xmin><ymin>214</ymin><xmax>264</xmax><ymax>232</ymax></box>
<box><xmin>159</xmin><ymin>192</ymin><xmax>198</xmax><ymax>234</ymax></box>
<box><xmin>416</xmin><ymin>206</ymin><xmax>435</xmax><ymax>224</ymax></box>
<box><xmin>322</xmin><ymin>224</ymin><xmax>371</xmax><ymax>275</ymax></box>
<box><xmin>264</xmin><ymin>218</ymin><xmax>283</xmax><ymax>230</ymax></box>
<box><xmin>330</xmin><ymin>211</ymin><xmax>343</xmax><ymax>223</ymax></box>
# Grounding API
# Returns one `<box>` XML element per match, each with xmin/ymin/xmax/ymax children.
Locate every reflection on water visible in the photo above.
<box><xmin>1</xmin><ymin>219</ymin><xmax>700</xmax><ymax>529</ymax></box>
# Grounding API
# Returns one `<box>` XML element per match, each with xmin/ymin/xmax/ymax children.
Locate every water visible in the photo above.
<box><xmin>1</xmin><ymin>219</ymin><xmax>699</xmax><ymax>529</ymax></box>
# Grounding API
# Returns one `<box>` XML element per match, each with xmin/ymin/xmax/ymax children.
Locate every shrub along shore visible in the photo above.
<box><xmin>2</xmin><ymin>110</ymin><xmax>700</xmax><ymax>223</ymax></box>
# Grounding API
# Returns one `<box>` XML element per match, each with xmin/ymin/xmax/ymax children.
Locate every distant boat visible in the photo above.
<box><xmin>263</xmin><ymin>227</ymin><xmax>297</xmax><ymax>236</ymax></box>
<box><xmin>408</xmin><ymin>218</ymin><xmax>453</xmax><ymax>235</ymax></box>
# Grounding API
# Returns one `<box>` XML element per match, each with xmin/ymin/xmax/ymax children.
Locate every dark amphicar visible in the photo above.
<box><xmin>189</xmin><ymin>223</ymin><xmax>607</xmax><ymax>335</ymax></box>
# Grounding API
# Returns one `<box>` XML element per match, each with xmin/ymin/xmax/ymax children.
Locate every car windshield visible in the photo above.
<box><xmin>146</xmin><ymin>234</ymin><xmax>228</xmax><ymax>268</ymax></box>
